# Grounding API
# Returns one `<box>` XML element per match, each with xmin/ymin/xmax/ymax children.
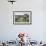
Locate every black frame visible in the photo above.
<box><xmin>13</xmin><ymin>11</ymin><xmax>32</xmax><ymax>25</ymax></box>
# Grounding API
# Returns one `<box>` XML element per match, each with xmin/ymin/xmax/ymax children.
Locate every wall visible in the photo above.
<box><xmin>0</xmin><ymin>0</ymin><xmax>46</xmax><ymax>41</ymax></box>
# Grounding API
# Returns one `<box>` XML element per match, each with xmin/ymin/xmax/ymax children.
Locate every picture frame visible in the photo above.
<box><xmin>13</xmin><ymin>11</ymin><xmax>32</xmax><ymax>25</ymax></box>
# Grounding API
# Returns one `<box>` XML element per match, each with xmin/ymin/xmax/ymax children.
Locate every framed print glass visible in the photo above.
<box><xmin>13</xmin><ymin>11</ymin><xmax>32</xmax><ymax>25</ymax></box>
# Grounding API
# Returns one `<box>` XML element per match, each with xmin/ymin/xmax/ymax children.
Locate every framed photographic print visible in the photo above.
<box><xmin>13</xmin><ymin>11</ymin><xmax>32</xmax><ymax>25</ymax></box>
